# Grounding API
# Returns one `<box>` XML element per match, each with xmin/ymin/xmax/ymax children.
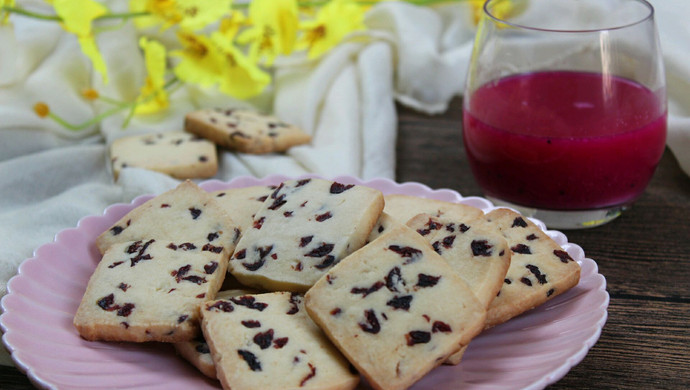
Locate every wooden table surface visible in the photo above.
<box><xmin>1</xmin><ymin>97</ymin><xmax>689</xmax><ymax>389</ymax></box>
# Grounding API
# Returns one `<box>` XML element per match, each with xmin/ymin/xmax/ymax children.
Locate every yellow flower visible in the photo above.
<box><xmin>212</xmin><ymin>32</ymin><xmax>271</xmax><ymax>99</ymax></box>
<box><xmin>1</xmin><ymin>0</ymin><xmax>15</xmax><ymax>24</ymax></box>
<box><xmin>171</xmin><ymin>31</ymin><xmax>222</xmax><ymax>87</ymax></box>
<box><xmin>297</xmin><ymin>0</ymin><xmax>365</xmax><ymax>60</ymax></box>
<box><xmin>471</xmin><ymin>0</ymin><xmax>516</xmax><ymax>25</ymax></box>
<box><xmin>53</xmin><ymin>0</ymin><xmax>109</xmax><ymax>82</ymax></box>
<box><xmin>218</xmin><ymin>10</ymin><xmax>246</xmax><ymax>40</ymax></box>
<box><xmin>130</xmin><ymin>0</ymin><xmax>232</xmax><ymax>31</ymax></box>
<box><xmin>237</xmin><ymin>0</ymin><xmax>298</xmax><ymax>65</ymax></box>
<box><xmin>135</xmin><ymin>37</ymin><xmax>169</xmax><ymax>114</ymax></box>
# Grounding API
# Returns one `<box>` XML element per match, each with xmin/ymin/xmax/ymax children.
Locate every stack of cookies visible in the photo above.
<box><xmin>109</xmin><ymin>108</ymin><xmax>312</xmax><ymax>180</ymax></box>
<box><xmin>74</xmin><ymin>178</ymin><xmax>581</xmax><ymax>390</ymax></box>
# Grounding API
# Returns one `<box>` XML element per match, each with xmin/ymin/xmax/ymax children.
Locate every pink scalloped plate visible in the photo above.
<box><xmin>0</xmin><ymin>175</ymin><xmax>608</xmax><ymax>390</ymax></box>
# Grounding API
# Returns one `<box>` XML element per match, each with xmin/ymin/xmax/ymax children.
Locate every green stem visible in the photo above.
<box><xmin>1</xmin><ymin>6</ymin><xmax>60</xmax><ymax>21</ymax></box>
<box><xmin>0</xmin><ymin>6</ymin><xmax>149</xmax><ymax>23</ymax></box>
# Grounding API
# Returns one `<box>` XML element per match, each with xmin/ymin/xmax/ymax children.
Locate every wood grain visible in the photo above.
<box><xmin>1</xmin><ymin>97</ymin><xmax>689</xmax><ymax>389</ymax></box>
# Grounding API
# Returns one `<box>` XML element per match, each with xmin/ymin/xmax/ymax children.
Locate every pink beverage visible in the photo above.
<box><xmin>463</xmin><ymin>71</ymin><xmax>667</xmax><ymax>210</ymax></box>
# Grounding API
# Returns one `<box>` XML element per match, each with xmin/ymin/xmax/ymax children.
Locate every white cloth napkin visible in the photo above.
<box><xmin>0</xmin><ymin>0</ymin><xmax>688</xmax><ymax>367</ymax></box>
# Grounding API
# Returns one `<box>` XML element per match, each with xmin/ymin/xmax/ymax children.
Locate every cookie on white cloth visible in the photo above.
<box><xmin>383</xmin><ymin>194</ymin><xmax>483</xmax><ymax>225</ymax></box>
<box><xmin>95</xmin><ymin>180</ymin><xmax>241</xmax><ymax>255</ymax></box>
<box><xmin>201</xmin><ymin>292</ymin><xmax>359</xmax><ymax>390</ymax></box>
<box><xmin>484</xmin><ymin>208</ymin><xmax>581</xmax><ymax>328</ymax></box>
<box><xmin>73</xmin><ymin>238</ymin><xmax>228</xmax><ymax>342</ymax></box>
<box><xmin>109</xmin><ymin>131</ymin><xmax>217</xmax><ymax>180</ymax></box>
<box><xmin>305</xmin><ymin>224</ymin><xmax>486</xmax><ymax>390</ymax></box>
<box><xmin>228</xmin><ymin>178</ymin><xmax>384</xmax><ymax>292</ymax></box>
<box><xmin>185</xmin><ymin>108</ymin><xmax>311</xmax><ymax>154</ymax></box>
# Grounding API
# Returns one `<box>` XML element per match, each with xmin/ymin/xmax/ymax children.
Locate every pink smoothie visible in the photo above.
<box><xmin>463</xmin><ymin>71</ymin><xmax>667</xmax><ymax>210</ymax></box>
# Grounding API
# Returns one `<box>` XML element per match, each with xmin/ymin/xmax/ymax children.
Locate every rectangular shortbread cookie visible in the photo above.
<box><xmin>74</xmin><ymin>238</ymin><xmax>228</xmax><ymax>342</ymax></box>
<box><xmin>96</xmin><ymin>181</ymin><xmax>240</xmax><ymax>255</ymax></box>
<box><xmin>210</xmin><ymin>185</ymin><xmax>276</xmax><ymax>231</ymax></box>
<box><xmin>201</xmin><ymin>292</ymin><xmax>359</xmax><ymax>390</ymax></box>
<box><xmin>110</xmin><ymin>131</ymin><xmax>217</xmax><ymax>180</ymax></box>
<box><xmin>484</xmin><ymin>209</ymin><xmax>581</xmax><ymax>328</ymax></box>
<box><xmin>228</xmin><ymin>178</ymin><xmax>384</xmax><ymax>292</ymax></box>
<box><xmin>305</xmin><ymin>224</ymin><xmax>486</xmax><ymax>390</ymax></box>
<box><xmin>185</xmin><ymin>109</ymin><xmax>311</xmax><ymax>154</ymax></box>
<box><xmin>383</xmin><ymin>194</ymin><xmax>484</xmax><ymax>225</ymax></box>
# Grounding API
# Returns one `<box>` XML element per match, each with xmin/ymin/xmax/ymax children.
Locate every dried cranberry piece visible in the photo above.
<box><xmin>526</xmin><ymin>234</ymin><xmax>538</xmax><ymax>241</ymax></box>
<box><xmin>330</xmin><ymin>182</ymin><xmax>354</xmax><ymax>194</ymax></box>
<box><xmin>167</xmin><ymin>243</ymin><xmax>178</xmax><ymax>250</ymax></box>
<box><xmin>189</xmin><ymin>207</ymin><xmax>202</xmax><ymax>219</ymax></box>
<box><xmin>178</xmin><ymin>315</ymin><xmax>188</xmax><ymax>323</ymax></box>
<box><xmin>315</xmin><ymin>211</ymin><xmax>333</xmax><ymax>222</ymax></box>
<box><xmin>257</xmin><ymin>195</ymin><xmax>268</xmax><ymax>202</ymax></box>
<box><xmin>97</xmin><ymin>294</ymin><xmax>116</xmax><ymax>311</ymax></box>
<box><xmin>512</xmin><ymin>217</ymin><xmax>528</xmax><ymax>227</ymax></box>
<box><xmin>253</xmin><ymin>216</ymin><xmax>266</xmax><ymax>229</ymax></box>
<box><xmin>273</xmin><ymin>337</ymin><xmax>289</xmax><ymax>349</ymax></box>
<box><xmin>296</xmin><ymin>179</ymin><xmax>311</xmax><ymax>187</ymax></box>
<box><xmin>234</xmin><ymin>248</ymin><xmax>247</xmax><ymax>259</ymax></box>
<box><xmin>242</xmin><ymin>258</ymin><xmax>266</xmax><ymax>271</ymax></box>
<box><xmin>300</xmin><ymin>363</ymin><xmax>317</xmax><ymax>386</ymax></box>
<box><xmin>330</xmin><ymin>308</ymin><xmax>342</xmax><ymax>316</ymax></box>
<box><xmin>204</xmin><ymin>261</ymin><xmax>219</xmax><ymax>274</ymax></box>
<box><xmin>417</xmin><ymin>218</ymin><xmax>443</xmax><ymax>236</ymax></box>
<box><xmin>284</xmin><ymin>211</ymin><xmax>293</xmax><ymax>217</ymax></box>
<box><xmin>386</xmin><ymin>295</ymin><xmax>413</xmax><ymax>310</ymax></box>
<box><xmin>117</xmin><ymin>303</ymin><xmax>135</xmax><ymax>317</ymax></box>
<box><xmin>182</xmin><ymin>275</ymin><xmax>207</xmax><ymax>285</ymax></box>
<box><xmin>432</xmin><ymin>321</ymin><xmax>452</xmax><ymax>333</ymax></box>
<box><xmin>512</xmin><ymin>244</ymin><xmax>532</xmax><ymax>254</ymax></box>
<box><xmin>351</xmin><ymin>281</ymin><xmax>384</xmax><ymax>297</ymax></box>
<box><xmin>287</xmin><ymin>293</ymin><xmax>300</xmax><ymax>315</ymax></box>
<box><xmin>406</xmin><ymin>331</ymin><xmax>431</xmax><ymax>346</ymax></box>
<box><xmin>207</xmin><ymin>300</ymin><xmax>234</xmax><ymax>312</ymax></box>
<box><xmin>172</xmin><ymin>264</ymin><xmax>191</xmax><ymax>282</ymax></box>
<box><xmin>547</xmin><ymin>288</ymin><xmax>555</xmax><ymax>297</ymax></box>
<box><xmin>202</xmin><ymin>244</ymin><xmax>223</xmax><ymax>253</ymax></box>
<box><xmin>178</xmin><ymin>242</ymin><xmax>197</xmax><ymax>250</ymax></box>
<box><xmin>304</xmin><ymin>243</ymin><xmax>335</xmax><ymax>257</ymax></box>
<box><xmin>231</xmin><ymin>296</ymin><xmax>268</xmax><ymax>311</ymax></box>
<box><xmin>207</xmin><ymin>232</ymin><xmax>220</xmax><ymax>241</ymax></box>
<box><xmin>253</xmin><ymin>329</ymin><xmax>274</xmax><ymax>349</ymax></box>
<box><xmin>237</xmin><ymin>349</ymin><xmax>262</xmax><ymax>371</ymax></box>
<box><xmin>441</xmin><ymin>235</ymin><xmax>456</xmax><ymax>249</ymax></box>
<box><xmin>416</xmin><ymin>274</ymin><xmax>441</xmax><ymax>287</ymax></box>
<box><xmin>118</xmin><ymin>283</ymin><xmax>129</xmax><ymax>291</ymax></box>
<box><xmin>108</xmin><ymin>261</ymin><xmax>123</xmax><ymax>268</ymax></box>
<box><xmin>358</xmin><ymin>310</ymin><xmax>381</xmax><ymax>334</ymax></box>
<box><xmin>110</xmin><ymin>226</ymin><xmax>124</xmax><ymax>236</ymax></box>
<box><xmin>314</xmin><ymin>255</ymin><xmax>336</xmax><ymax>269</ymax></box>
<box><xmin>459</xmin><ymin>223</ymin><xmax>470</xmax><ymax>232</ymax></box>
<box><xmin>388</xmin><ymin>245</ymin><xmax>422</xmax><ymax>260</ymax></box>
<box><xmin>526</xmin><ymin>264</ymin><xmax>547</xmax><ymax>284</ymax></box>
<box><xmin>385</xmin><ymin>267</ymin><xmax>405</xmax><ymax>292</ymax></box>
<box><xmin>520</xmin><ymin>277</ymin><xmax>533</xmax><ymax>286</ymax></box>
<box><xmin>127</xmin><ymin>239</ymin><xmax>155</xmax><ymax>266</ymax></box>
<box><xmin>257</xmin><ymin>245</ymin><xmax>273</xmax><ymax>259</ymax></box>
<box><xmin>554</xmin><ymin>249</ymin><xmax>574</xmax><ymax>263</ymax></box>
<box><xmin>268</xmin><ymin>194</ymin><xmax>287</xmax><ymax>210</ymax></box>
<box><xmin>299</xmin><ymin>236</ymin><xmax>313</xmax><ymax>247</ymax></box>
<box><xmin>471</xmin><ymin>240</ymin><xmax>493</xmax><ymax>256</ymax></box>
<box><xmin>242</xmin><ymin>320</ymin><xmax>261</xmax><ymax>328</ymax></box>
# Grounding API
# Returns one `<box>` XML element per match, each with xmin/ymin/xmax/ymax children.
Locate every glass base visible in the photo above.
<box><xmin>486</xmin><ymin>196</ymin><xmax>628</xmax><ymax>230</ymax></box>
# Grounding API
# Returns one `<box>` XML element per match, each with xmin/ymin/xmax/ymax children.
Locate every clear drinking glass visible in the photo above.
<box><xmin>463</xmin><ymin>0</ymin><xmax>666</xmax><ymax>229</ymax></box>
